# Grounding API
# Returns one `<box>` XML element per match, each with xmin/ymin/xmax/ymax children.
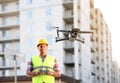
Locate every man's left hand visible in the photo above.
<box><xmin>46</xmin><ymin>70</ymin><xmax>54</xmax><ymax>76</ymax></box>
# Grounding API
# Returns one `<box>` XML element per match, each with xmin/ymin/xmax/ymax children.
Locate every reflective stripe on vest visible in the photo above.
<box><xmin>32</xmin><ymin>55</ymin><xmax>55</xmax><ymax>83</ymax></box>
<box><xmin>33</xmin><ymin>66</ymin><xmax>54</xmax><ymax>74</ymax></box>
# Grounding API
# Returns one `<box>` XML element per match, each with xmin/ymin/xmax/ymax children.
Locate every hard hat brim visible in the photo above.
<box><xmin>37</xmin><ymin>43</ymin><xmax>48</xmax><ymax>47</ymax></box>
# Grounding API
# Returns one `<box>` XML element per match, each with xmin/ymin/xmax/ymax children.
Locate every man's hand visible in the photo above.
<box><xmin>34</xmin><ymin>71</ymin><xmax>41</xmax><ymax>76</ymax></box>
<box><xmin>26</xmin><ymin>71</ymin><xmax>41</xmax><ymax>77</ymax></box>
<box><xmin>26</xmin><ymin>71</ymin><xmax>35</xmax><ymax>77</ymax></box>
<box><xmin>46</xmin><ymin>70</ymin><xmax>61</xmax><ymax>77</ymax></box>
<box><xmin>46</xmin><ymin>70</ymin><xmax>54</xmax><ymax>76</ymax></box>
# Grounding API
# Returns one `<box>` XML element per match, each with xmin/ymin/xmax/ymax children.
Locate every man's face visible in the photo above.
<box><xmin>38</xmin><ymin>44</ymin><xmax>48</xmax><ymax>54</ymax></box>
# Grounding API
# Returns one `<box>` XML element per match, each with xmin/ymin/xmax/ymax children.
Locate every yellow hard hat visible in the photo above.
<box><xmin>37</xmin><ymin>38</ymin><xmax>48</xmax><ymax>47</ymax></box>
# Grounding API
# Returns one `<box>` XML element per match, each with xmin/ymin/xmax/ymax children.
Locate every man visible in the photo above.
<box><xmin>26</xmin><ymin>38</ymin><xmax>61</xmax><ymax>83</ymax></box>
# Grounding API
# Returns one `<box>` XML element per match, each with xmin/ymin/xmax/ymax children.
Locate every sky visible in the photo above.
<box><xmin>94</xmin><ymin>0</ymin><xmax>120</xmax><ymax>66</ymax></box>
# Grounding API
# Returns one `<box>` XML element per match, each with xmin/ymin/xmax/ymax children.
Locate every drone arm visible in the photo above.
<box><xmin>79</xmin><ymin>31</ymin><xmax>93</xmax><ymax>34</ymax></box>
<box><xmin>75</xmin><ymin>39</ymin><xmax>84</xmax><ymax>43</ymax></box>
<box><xmin>57</xmin><ymin>29</ymin><xmax>59</xmax><ymax>37</ymax></box>
<box><xmin>56</xmin><ymin>29</ymin><xmax>70</xmax><ymax>37</ymax></box>
<box><xmin>57</xmin><ymin>30</ymin><xmax>70</xmax><ymax>33</ymax></box>
<box><xmin>56</xmin><ymin>37</ymin><xmax>69</xmax><ymax>42</ymax></box>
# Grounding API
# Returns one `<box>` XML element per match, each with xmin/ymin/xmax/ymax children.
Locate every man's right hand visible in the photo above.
<box><xmin>34</xmin><ymin>71</ymin><xmax>41</xmax><ymax>76</ymax></box>
<box><xmin>26</xmin><ymin>71</ymin><xmax>41</xmax><ymax>77</ymax></box>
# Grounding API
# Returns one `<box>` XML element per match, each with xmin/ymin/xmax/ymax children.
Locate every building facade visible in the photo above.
<box><xmin>0</xmin><ymin>0</ymin><xmax>20</xmax><ymax>76</ymax></box>
<box><xmin>111</xmin><ymin>61</ymin><xmax>120</xmax><ymax>83</ymax></box>
<box><xmin>92</xmin><ymin>8</ymin><xmax>112</xmax><ymax>83</ymax></box>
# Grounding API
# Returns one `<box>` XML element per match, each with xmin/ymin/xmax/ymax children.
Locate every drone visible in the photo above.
<box><xmin>55</xmin><ymin>27</ymin><xmax>93</xmax><ymax>43</ymax></box>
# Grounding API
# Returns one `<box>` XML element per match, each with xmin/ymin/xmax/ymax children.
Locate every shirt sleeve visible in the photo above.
<box><xmin>53</xmin><ymin>58</ymin><xmax>60</xmax><ymax>72</ymax></box>
<box><xmin>26</xmin><ymin>58</ymin><xmax>33</xmax><ymax>72</ymax></box>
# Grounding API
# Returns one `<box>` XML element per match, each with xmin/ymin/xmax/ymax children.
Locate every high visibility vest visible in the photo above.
<box><xmin>32</xmin><ymin>55</ymin><xmax>55</xmax><ymax>83</ymax></box>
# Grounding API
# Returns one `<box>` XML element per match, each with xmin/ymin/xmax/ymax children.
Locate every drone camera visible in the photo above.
<box><xmin>71</xmin><ymin>28</ymin><xmax>80</xmax><ymax>38</ymax></box>
<box><xmin>71</xmin><ymin>32</ymin><xmax>78</xmax><ymax>38</ymax></box>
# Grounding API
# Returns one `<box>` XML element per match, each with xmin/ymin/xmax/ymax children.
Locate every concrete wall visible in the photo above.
<box><xmin>0</xmin><ymin>80</ymin><xmax>66</xmax><ymax>83</ymax></box>
<box><xmin>0</xmin><ymin>75</ymin><xmax>80</xmax><ymax>83</ymax></box>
